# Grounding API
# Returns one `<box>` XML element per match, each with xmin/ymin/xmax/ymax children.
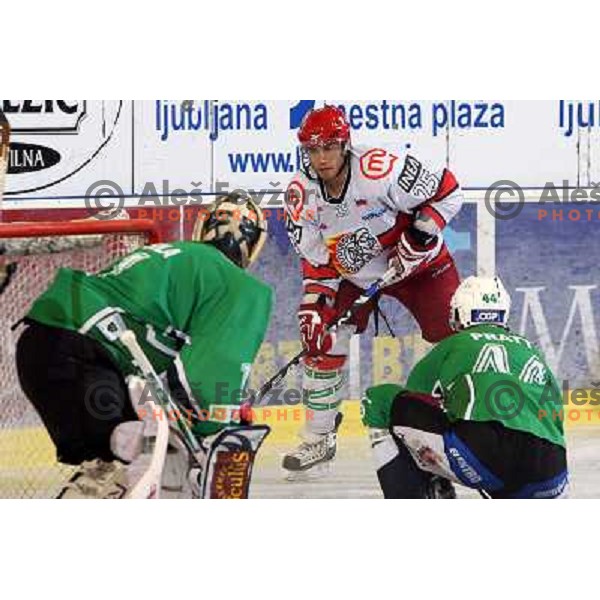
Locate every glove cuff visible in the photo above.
<box><xmin>298</xmin><ymin>301</ymin><xmax>337</xmax><ymax>326</ymax></box>
<box><xmin>405</xmin><ymin>226</ymin><xmax>438</xmax><ymax>251</ymax></box>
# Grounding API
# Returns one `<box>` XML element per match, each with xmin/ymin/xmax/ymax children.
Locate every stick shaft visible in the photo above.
<box><xmin>119</xmin><ymin>330</ymin><xmax>202</xmax><ymax>455</ymax></box>
<box><xmin>255</xmin><ymin>268</ymin><xmax>397</xmax><ymax>402</ymax></box>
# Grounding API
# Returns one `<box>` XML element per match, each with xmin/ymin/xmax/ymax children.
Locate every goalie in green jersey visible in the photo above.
<box><xmin>15</xmin><ymin>193</ymin><xmax>272</xmax><ymax>498</ymax></box>
<box><xmin>361</xmin><ymin>276</ymin><xmax>568</xmax><ymax>499</ymax></box>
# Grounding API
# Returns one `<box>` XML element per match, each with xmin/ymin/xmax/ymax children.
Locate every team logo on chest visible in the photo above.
<box><xmin>360</xmin><ymin>148</ymin><xmax>398</xmax><ymax>180</ymax></box>
<box><xmin>327</xmin><ymin>227</ymin><xmax>382</xmax><ymax>275</ymax></box>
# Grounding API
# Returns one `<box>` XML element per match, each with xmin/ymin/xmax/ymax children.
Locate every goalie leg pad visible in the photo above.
<box><xmin>198</xmin><ymin>425</ymin><xmax>271</xmax><ymax>499</ymax></box>
<box><xmin>390</xmin><ymin>391</ymin><xmax>461</xmax><ymax>484</ymax></box>
<box><xmin>369</xmin><ymin>428</ymin><xmax>436</xmax><ymax>499</ymax></box>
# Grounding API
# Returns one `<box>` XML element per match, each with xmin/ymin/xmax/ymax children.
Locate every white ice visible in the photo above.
<box><xmin>251</xmin><ymin>427</ymin><xmax>600</xmax><ymax>499</ymax></box>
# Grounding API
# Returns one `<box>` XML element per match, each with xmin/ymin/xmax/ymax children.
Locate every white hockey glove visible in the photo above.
<box><xmin>388</xmin><ymin>228</ymin><xmax>443</xmax><ymax>281</ymax></box>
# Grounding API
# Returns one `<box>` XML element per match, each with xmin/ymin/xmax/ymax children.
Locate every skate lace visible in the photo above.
<box><xmin>64</xmin><ymin>461</ymin><xmax>119</xmax><ymax>496</ymax></box>
<box><xmin>296</xmin><ymin>438</ymin><xmax>327</xmax><ymax>462</ymax></box>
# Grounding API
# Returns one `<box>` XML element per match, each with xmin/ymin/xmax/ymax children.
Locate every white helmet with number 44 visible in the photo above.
<box><xmin>450</xmin><ymin>276</ymin><xmax>511</xmax><ymax>331</ymax></box>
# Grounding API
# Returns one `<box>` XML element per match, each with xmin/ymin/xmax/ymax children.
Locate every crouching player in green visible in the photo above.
<box><xmin>362</xmin><ymin>276</ymin><xmax>568</xmax><ymax>499</ymax></box>
<box><xmin>15</xmin><ymin>193</ymin><xmax>272</xmax><ymax>498</ymax></box>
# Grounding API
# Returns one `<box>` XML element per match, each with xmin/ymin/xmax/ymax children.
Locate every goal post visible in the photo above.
<box><xmin>0</xmin><ymin>110</ymin><xmax>9</xmax><ymax>211</ymax></box>
<box><xmin>0</xmin><ymin>218</ymin><xmax>161</xmax><ymax>498</ymax></box>
<box><xmin>0</xmin><ymin>218</ymin><xmax>162</xmax><ymax>242</ymax></box>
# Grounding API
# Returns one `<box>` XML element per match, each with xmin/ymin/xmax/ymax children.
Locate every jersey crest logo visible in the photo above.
<box><xmin>360</xmin><ymin>148</ymin><xmax>398</xmax><ymax>180</ymax></box>
<box><xmin>327</xmin><ymin>227</ymin><xmax>382</xmax><ymax>275</ymax></box>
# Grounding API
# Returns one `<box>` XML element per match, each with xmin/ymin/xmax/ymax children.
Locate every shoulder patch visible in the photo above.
<box><xmin>285</xmin><ymin>179</ymin><xmax>306</xmax><ymax>221</ymax></box>
<box><xmin>397</xmin><ymin>155</ymin><xmax>441</xmax><ymax>199</ymax></box>
<box><xmin>359</xmin><ymin>148</ymin><xmax>398</xmax><ymax>180</ymax></box>
<box><xmin>397</xmin><ymin>155</ymin><xmax>423</xmax><ymax>193</ymax></box>
<box><xmin>285</xmin><ymin>211</ymin><xmax>303</xmax><ymax>247</ymax></box>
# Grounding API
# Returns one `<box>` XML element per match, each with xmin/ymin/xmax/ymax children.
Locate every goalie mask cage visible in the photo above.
<box><xmin>0</xmin><ymin>219</ymin><xmax>160</xmax><ymax>498</ymax></box>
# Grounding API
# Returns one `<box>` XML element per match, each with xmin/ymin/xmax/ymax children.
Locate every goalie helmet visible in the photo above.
<box><xmin>450</xmin><ymin>276</ymin><xmax>511</xmax><ymax>331</ymax></box>
<box><xmin>192</xmin><ymin>193</ymin><xmax>267</xmax><ymax>269</ymax></box>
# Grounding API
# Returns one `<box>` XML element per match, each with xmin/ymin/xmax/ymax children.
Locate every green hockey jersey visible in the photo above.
<box><xmin>406</xmin><ymin>325</ymin><xmax>565</xmax><ymax>447</ymax></box>
<box><xmin>27</xmin><ymin>242</ymin><xmax>273</xmax><ymax>436</ymax></box>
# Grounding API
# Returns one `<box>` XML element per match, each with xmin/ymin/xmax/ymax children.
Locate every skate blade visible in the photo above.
<box><xmin>283</xmin><ymin>460</ymin><xmax>334</xmax><ymax>482</ymax></box>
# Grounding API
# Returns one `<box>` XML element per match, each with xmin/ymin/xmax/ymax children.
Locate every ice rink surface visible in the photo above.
<box><xmin>251</xmin><ymin>426</ymin><xmax>600</xmax><ymax>499</ymax></box>
<box><xmin>1</xmin><ymin>408</ymin><xmax>598</xmax><ymax>499</ymax></box>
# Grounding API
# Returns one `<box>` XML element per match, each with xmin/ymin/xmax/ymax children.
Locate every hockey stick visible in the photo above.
<box><xmin>119</xmin><ymin>328</ymin><xmax>270</xmax><ymax>499</ymax></box>
<box><xmin>254</xmin><ymin>267</ymin><xmax>398</xmax><ymax>405</ymax></box>
<box><xmin>125</xmin><ymin>377</ymin><xmax>170</xmax><ymax>499</ymax></box>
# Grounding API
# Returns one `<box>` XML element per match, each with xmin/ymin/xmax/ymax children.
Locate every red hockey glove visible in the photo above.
<box><xmin>388</xmin><ymin>228</ymin><xmax>442</xmax><ymax>281</ymax></box>
<box><xmin>298</xmin><ymin>301</ymin><xmax>337</xmax><ymax>356</ymax></box>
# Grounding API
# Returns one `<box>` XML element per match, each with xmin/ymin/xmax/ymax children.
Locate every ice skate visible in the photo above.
<box><xmin>57</xmin><ymin>459</ymin><xmax>128</xmax><ymax>499</ymax></box>
<box><xmin>282</xmin><ymin>413</ymin><xmax>343</xmax><ymax>481</ymax></box>
<box><xmin>426</xmin><ymin>476</ymin><xmax>457</xmax><ymax>499</ymax></box>
<box><xmin>57</xmin><ymin>419</ymin><xmax>159</xmax><ymax>499</ymax></box>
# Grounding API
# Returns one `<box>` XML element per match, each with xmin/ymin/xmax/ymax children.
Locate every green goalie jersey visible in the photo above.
<box><xmin>26</xmin><ymin>242</ymin><xmax>273</xmax><ymax>436</ymax></box>
<box><xmin>406</xmin><ymin>324</ymin><xmax>565</xmax><ymax>448</ymax></box>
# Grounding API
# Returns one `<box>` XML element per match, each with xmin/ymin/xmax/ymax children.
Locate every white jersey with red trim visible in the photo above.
<box><xmin>283</xmin><ymin>145</ymin><xmax>463</xmax><ymax>299</ymax></box>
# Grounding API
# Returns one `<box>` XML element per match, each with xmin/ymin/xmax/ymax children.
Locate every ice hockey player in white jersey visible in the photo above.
<box><xmin>282</xmin><ymin>105</ymin><xmax>464</xmax><ymax>479</ymax></box>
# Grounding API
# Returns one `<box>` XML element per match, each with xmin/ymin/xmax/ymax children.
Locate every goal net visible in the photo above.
<box><xmin>0</xmin><ymin>219</ymin><xmax>160</xmax><ymax>498</ymax></box>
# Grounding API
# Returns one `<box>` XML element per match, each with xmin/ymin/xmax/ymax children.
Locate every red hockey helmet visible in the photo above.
<box><xmin>297</xmin><ymin>105</ymin><xmax>350</xmax><ymax>149</ymax></box>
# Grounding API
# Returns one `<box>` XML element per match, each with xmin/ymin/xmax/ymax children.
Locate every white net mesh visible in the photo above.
<box><xmin>0</xmin><ymin>220</ymin><xmax>157</xmax><ymax>498</ymax></box>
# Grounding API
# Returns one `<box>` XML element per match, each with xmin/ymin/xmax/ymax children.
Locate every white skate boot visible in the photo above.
<box><xmin>57</xmin><ymin>459</ymin><xmax>129</xmax><ymax>499</ymax></box>
<box><xmin>57</xmin><ymin>417</ymin><xmax>161</xmax><ymax>499</ymax></box>
<box><xmin>282</xmin><ymin>413</ymin><xmax>343</xmax><ymax>481</ymax></box>
<box><xmin>58</xmin><ymin>378</ymin><xmax>171</xmax><ymax>499</ymax></box>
